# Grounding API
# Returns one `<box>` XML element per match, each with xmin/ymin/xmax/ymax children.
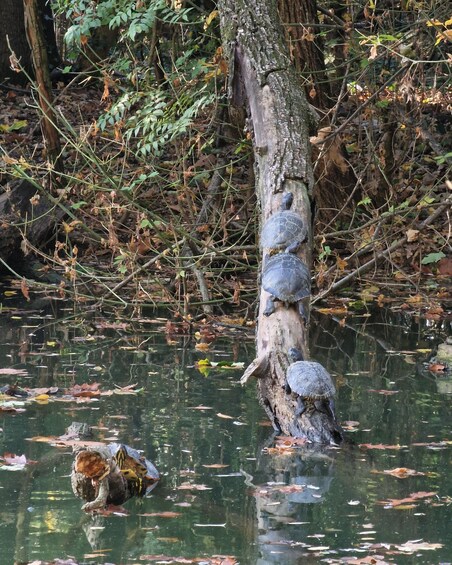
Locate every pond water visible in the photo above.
<box><xmin>0</xmin><ymin>293</ymin><xmax>451</xmax><ymax>564</ymax></box>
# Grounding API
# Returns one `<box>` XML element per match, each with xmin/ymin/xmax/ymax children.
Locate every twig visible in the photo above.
<box><xmin>181</xmin><ymin>157</ymin><xmax>228</xmax><ymax>314</ymax></box>
<box><xmin>312</xmin><ymin>195</ymin><xmax>452</xmax><ymax>304</ymax></box>
<box><xmin>312</xmin><ymin>63</ymin><xmax>410</xmax><ymax>146</ymax></box>
<box><xmin>106</xmin><ymin>240</ymin><xmax>184</xmax><ymax>297</ymax></box>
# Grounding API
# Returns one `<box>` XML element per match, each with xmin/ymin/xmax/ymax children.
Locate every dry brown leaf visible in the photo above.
<box><xmin>381</xmin><ymin>467</ymin><xmax>425</xmax><ymax>478</ymax></box>
<box><xmin>138</xmin><ymin>511</ymin><xmax>182</xmax><ymax>518</ymax></box>
<box><xmin>202</xmin><ymin>464</ymin><xmax>229</xmax><ymax>469</ymax></box>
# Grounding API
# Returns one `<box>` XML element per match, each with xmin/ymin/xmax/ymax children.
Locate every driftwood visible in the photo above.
<box><xmin>219</xmin><ymin>0</ymin><xmax>342</xmax><ymax>444</ymax></box>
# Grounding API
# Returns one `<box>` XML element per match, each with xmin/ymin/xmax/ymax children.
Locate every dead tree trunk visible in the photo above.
<box><xmin>219</xmin><ymin>0</ymin><xmax>342</xmax><ymax>444</ymax></box>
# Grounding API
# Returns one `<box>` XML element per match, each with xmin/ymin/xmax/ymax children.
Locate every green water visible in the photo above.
<box><xmin>0</xmin><ymin>296</ymin><xmax>451</xmax><ymax>564</ymax></box>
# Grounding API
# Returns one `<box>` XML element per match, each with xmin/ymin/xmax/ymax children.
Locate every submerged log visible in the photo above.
<box><xmin>219</xmin><ymin>0</ymin><xmax>343</xmax><ymax>444</ymax></box>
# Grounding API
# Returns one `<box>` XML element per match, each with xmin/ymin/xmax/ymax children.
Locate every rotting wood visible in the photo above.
<box><xmin>219</xmin><ymin>0</ymin><xmax>342</xmax><ymax>444</ymax></box>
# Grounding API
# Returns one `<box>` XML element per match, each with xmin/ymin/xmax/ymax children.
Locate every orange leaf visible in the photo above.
<box><xmin>21</xmin><ymin>278</ymin><xmax>30</xmax><ymax>301</ymax></box>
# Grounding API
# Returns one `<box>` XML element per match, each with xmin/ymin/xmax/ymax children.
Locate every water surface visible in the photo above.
<box><xmin>0</xmin><ymin>295</ymin><xmax>450</xmax><ymax>564</ymax></box>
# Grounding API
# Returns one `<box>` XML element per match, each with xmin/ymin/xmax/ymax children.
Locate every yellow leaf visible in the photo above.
<box><xmin>196</xmin><ymin>359</ymin><xmax>211</xmax><ymax>367</ymax></box>
<box><xmin>34</xmin><ymin>394</ymin><xmax>50</xmax><ymax>401</ymax></box>
<box><xmin>204</xmin><ymin>10</ymin><xmax>219</xmax><ymax>29</ymax></box>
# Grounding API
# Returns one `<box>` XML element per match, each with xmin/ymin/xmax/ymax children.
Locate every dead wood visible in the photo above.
<box><xmin>219</xmin><ymin>0</ymin><xmax>342</xmax><ymax>444</ymax></box>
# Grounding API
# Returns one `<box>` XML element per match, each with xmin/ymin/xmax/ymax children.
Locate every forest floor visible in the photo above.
<box><xmin>0</xmin><ymin>81</ymin><xmax>451</xmax><ymax>327</ymax></box>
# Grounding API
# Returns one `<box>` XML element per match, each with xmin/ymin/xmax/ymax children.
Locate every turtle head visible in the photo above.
<box><xmin>281</xmin><ymin>192</ymin><xmax>294</xmax><ymax>210</ymax></box>
<box><xmin>288</xmin><ymin>347</ymin><xmax>304</xmax><ymax>362</ymax></box>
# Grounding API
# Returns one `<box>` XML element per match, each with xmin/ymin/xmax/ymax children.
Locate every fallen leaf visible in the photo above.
<box><xmin>380</xmin><ymin>491</ymin><xmax>437</xmax><ymax>507</ymax></box>
<box><xmin>202</xmin><ymin>464</ymin><xmax>229</xmax><ymax>469</ymax></box>
<box><xmin>193</xmin><ymin>523</ymin><xmax>226</xmax><ymax>527</ymax></box>
<box><xmin>0</xmin><ymin>368</ymin><xmax>28</xmax><ymax>375</ymax></box>
<box><xmin>427</xmin><ymin>363</ymin><xmax>446</xmax><ymax>372</ymax></box>
<box><xmin>395</xmin><ymin>540</ymin><xmax>443</xmax><ymax>552</ymax></box>
<box><xmin>177</xmin><ymin>482</ymin><xmax>212</xmax><ymax>491</ymax></box>
<box><xmin>360</xmin><ymin>443</ymin><xmax>406</xmax><ymax>450</ymax></box>
<box><xmin>368</xmin><ymin>389</ymin><xmax>399</xmax><ymax>395</ymax></box>
<box><xmin>138</xmin><ymin>511</ymin><xmax>182</xmax><ymax>518</ymax></box>
<box><xmin>380</xmin><ymin>467</ymin><xmax>425</xmax><ymax>478</ymax></box>
<box><xmin>406</xmin><ymin>229</ymin><xmax>419</xmax><ymax>242</ymax></box>
<box><xmin>216</xmin><ymin>413</ymin><xmax>234</xmax><ymax>419</ymax></box>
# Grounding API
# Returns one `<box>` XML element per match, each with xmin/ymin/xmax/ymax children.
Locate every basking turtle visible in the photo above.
<box><xmin>69</xmin><ymin>423</ymin><xmax>159</xmax><ymax>511</ymax></box>
<box><xmin>286</xmin><ymin>347</ymin><xmax>336</xmax><ymax>419</ymax></box>
<box><xmin>262</xmin><ymin>253</ymin><xmax>310</xmax><ymax>320</ymax></box>
<box><xmin>260</xmin><ymin>192</ymin><xmax>307</xmax><ymax>254</ymax></box>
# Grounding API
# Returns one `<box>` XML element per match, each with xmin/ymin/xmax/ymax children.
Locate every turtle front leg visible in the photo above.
<box><xmin>263</xmin><ymin>295</ymin><xmax>277</xmax><ymax>316</ymax></box>
<box><xmin>285</xmin><ymin>240</ymin><xmax>301</xmax><ymax>254</ymax></box>
<box><xmin>297</xmin><ymin>300</ymin><xmax>309</xmax><ymax>324</ymax></box>
<box><xmin>295</xmin><ymin>397</ymin><xmax>307</xmax><ymax>418</ymax></box>
<box><xmin>82</xmin><ymin>477</ymin><xmax>109</xmax><ymax>511</ymax></box>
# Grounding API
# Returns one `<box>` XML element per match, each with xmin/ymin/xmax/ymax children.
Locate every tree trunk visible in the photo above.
<box><xmin>219</xmin><ymin>0</ymin><xmax>342</xmax><ymax>444</ymax></box>
<box><xmin>0</xmin><ymin>0</ymin><xmax>60</xmax><ymax>85</ymax></box>
<box><xmin>278</xmin><ymin>0</ymin><xmax>331</xmax><ymax>111</ymax></box>
<box><xmin>0</xmin><ymin>0</ymin><xmax>32</xmax><ymax>84</ymax></box>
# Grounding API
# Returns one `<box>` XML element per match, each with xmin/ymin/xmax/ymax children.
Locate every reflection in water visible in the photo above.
<box><xmin>0</xmin><ymin>294</ymin><xmax>450</xmax><ymax>563</ymax></box>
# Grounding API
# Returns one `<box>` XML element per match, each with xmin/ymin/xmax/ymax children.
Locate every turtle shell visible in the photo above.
<box><xmin>261</xmin><ymin>211</ymin><xmax>307</xmax><ymax>252</ymax></box>
<box><xmin>262</xmin><ymin>254</ymin><xmax>310</xmax><ymax>302</ymax></box>
<box><xmin>287</xmin><ymin>360</ymin><xmax>336</xmax><ymax>399</ymax></box>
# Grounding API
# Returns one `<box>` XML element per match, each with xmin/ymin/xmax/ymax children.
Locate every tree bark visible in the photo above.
<box><xmin>278</xmin><ymin>0</ymin><xmax>331</xmax><ymax>110</ymax></box>
<box><xmin>24</xmin><ymin>0</ymin><xmax>62</xmax><ymax>170</ymax></box>
<box><xmin>219</xmin><ymin>0</ymin><xmax>342</xmax><ymax>444</ymax></box>
<box><xmin>0</xmin><ymin>0</ymin><xmax>60</xmax><ymax>84</ymax></box>
<box><xmin>0</xmin><ymin>0</ymin><xmax>32</xmax><ymax>84</ymax></box>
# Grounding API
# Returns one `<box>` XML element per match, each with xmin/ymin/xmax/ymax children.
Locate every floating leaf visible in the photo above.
<box><xmin>380</xmin><ymin>491</ymin><xmax>437</xmax><ymax>507</ymax></box>
<box><xmin>379</xmin><ymin>467</ymin><xmax>425</xmax><ymax>478</ymax></box>
<box><xmin>395</xmin><ymin>540</ymin><xmax>443</xmax><ymax>552</ymax></box>
<box><xmin>202</xmin><ymin>464</ymin><xmax>229</xmax><ymax>469</ymax></box>
<box><xmin>0</xmin><ymin>368</ymin><xmax>28</xmax><ymax>375</ymax></box>
<box><xmin>360</xmin><ymin>443</ymin><xmax>406</xmax><ymax>450</ymax></box>
<box><xmin>177</xmin><ymin>482</ymin><xmax>212</xmax><ymax>491</ymax></box>
<box><xmin>138</xmin><ymin>511</ymin><xmax>182</xmax><ymax>518</ymax></box>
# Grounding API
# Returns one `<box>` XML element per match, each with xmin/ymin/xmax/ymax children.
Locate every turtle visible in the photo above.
<box><xmin>262</xmin><ymin>253</ymin><xmax>310</xmax><ymax>320</ymax></box>
<box><xmin>260</xmin><ymin>192</ymin><xmax>307</xmax><ymax>254</ymax></box>
<box><xmin>285</xmin><ymin>347</ymin><xmax>336</xmax><ymax>419</ymax></box>
<box><xmin>69</xmin><ymin>423</ymin><xmax>159</xmax><ymax>510</ymax></box>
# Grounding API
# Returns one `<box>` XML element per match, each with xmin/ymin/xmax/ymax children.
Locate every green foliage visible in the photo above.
<box><xmin>53</xmin><ymin>0</ymin><xmax>220</xmax><ymax>156</ymax></box>
<box><xmin>54</xmin><ymin>0</ymin><xmax>193</xmax><ymax>46</ymax></box>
